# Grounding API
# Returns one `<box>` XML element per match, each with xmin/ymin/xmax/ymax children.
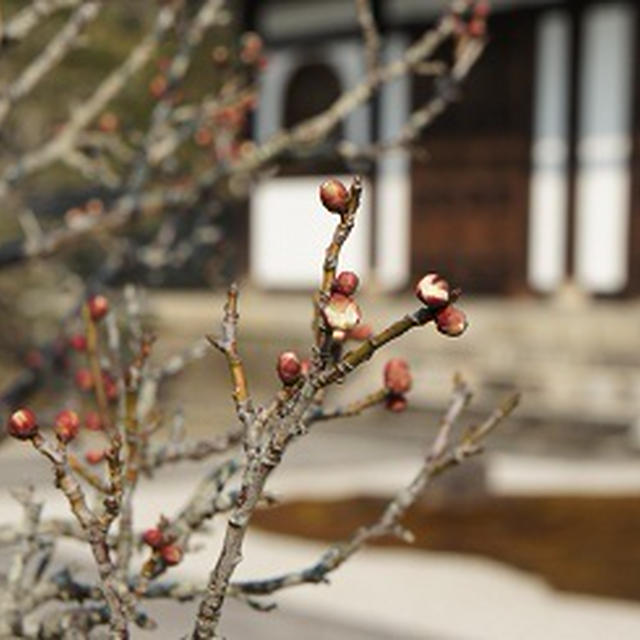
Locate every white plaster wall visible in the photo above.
<box><xmin>375</xmin><ymin>35</ymin><xmax>411</xmax><ymax>292</ymax></box>
<box><xmin>527</xmin><ymin>11</ymin><xmax>570</xmax><ymax>292</ymax></box>
<box><xmin>250</xmin><ymin>176</ymin><xmax>371</xmax><ymax>289</ymax></box>
<box><xmin>574</xmin><ymin>3</ymin><xmax>635</xmax><ymax>293</ymax></box>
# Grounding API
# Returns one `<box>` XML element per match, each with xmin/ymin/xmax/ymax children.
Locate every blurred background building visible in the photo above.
<box><xmin>241</xmin><ymin>0</ymin><xmax>640</xmax><ymax>298</ymax></box>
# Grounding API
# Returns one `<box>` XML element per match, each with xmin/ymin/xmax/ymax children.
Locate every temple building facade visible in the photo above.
<box><xmin>241</xmin><ymin>0</ymin><xmax>640</xmax><ymax>297</ymax></box>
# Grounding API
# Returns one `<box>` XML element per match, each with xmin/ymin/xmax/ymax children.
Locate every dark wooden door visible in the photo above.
<box><xmin>410</xmin><ymin>11</ymin><xmax>535</xmax><ymax>295</ymax></box>
<box><xmin>626</xmin><ymin>7</ymin><xmax>640</xmax><ymax>296</ymax></box>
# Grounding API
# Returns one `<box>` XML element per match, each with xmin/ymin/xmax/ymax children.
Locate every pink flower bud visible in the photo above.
<box><xmin>68</xmin><ymin>333</ymin><xmax>87</xmax><ymax>352</ymax></box>
<box><xmin>142</xmin><ymin>528</ymin><xmax>165</xmax><ymax>550</ymax></box>
<box><xmin>319</xmin><ymin>178</ymin><xmax>349</xmax><ymax>214</ymax></box>
<box><xmin>160</xmin><ymin>544</ymin><xmax>183</xmax><ymax>566</ymax></box>
<box><xmin>300</xmin><ymin>358</ymin><xmax>311</xmax><ymax>376</ymax></box>
<box><xmin>84</xmin><ymin>411</ymin><xmax>103</xmax><ymax>431</ymax></box>
<box><xmin>54</xmin><ymin>409</ymin><xmax>80</xmax><ymax>444</ymax></box>
<box><xmin>383</xmin><ymin>358</ymin><xmax>412</xmax><ymax>395</ymax></box>
<box><xmin>74</xmin><ymin>368</ymin><xmax>94</xmax><ymax>392</ymax></box>
<box><xmin>322</xmin><ymin>293</ymin><xmax>361</xmax><ymax>334</ymax></box>
<box><xmin>7</xmin><ymin>408</ymin><xmax>38</xmax><ymax>440</ymax></box>
<box><xmin>101</xmin><ymin>371</ymin><xmax>118</xmax><ymax>402</ymax></box>
<box><xmin>435</xmin><ymin>305</ymin><xmax>468</xmax><ymax>337</ymax></box>
<box><xmin>85</xmin><ymin>449</ymin><xmax>105</xmax><ymax>465</ymax></box>
<box><xmin>415</xmin><ymin>273</ymin><xmax>450</xmax><ymax>308</ymax></box>
<box><xmin>277</xmin><ymin>351</ymin><xmax>302</xmax><ymax>385</ymax></box>
<box><xmin>333</xmin><ymin>271</ymin><xmax>359</xmax><ymax>296</ymax></box>
<box><xmin>87</xmin><ymin>295</ymin><xmax>109</xmax><ymax>322</ymax></box>
<box><xmin>385</xmin><ymin>394</ymin><xmax>408</xmax><ymax>413</ymax></box>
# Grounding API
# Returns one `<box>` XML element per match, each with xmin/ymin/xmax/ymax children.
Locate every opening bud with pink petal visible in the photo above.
<box><xmin>415</xmin><ymin>273</ymin><xmax>450</xmax><ymax>308</ymax></box>
<box><xmin>7</xmin><ymin>408</ymin><xmax>38</xmax><ymax>440</ymax></box>
<box><xmin>435</xmin><ymin>305</ymin><xmax>468</xmax><ymax>337</ymax></box>
<box><xmin>322</xmin><ymin>293</ymin><xmax>361</xmax><ymax>341</ymax></box>
<box><xmin>319</xmin><ymin>178</ymin><xmax>349</xmax><ymax>214</ymax></box>
<box><xmin>277</xmin><ymin>351</ymin><xmax>302</xmax><ymax>385</ymax></box>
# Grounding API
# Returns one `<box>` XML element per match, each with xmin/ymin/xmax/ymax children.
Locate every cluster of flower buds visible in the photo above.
<box><xmin>383</xmin><ymin>358</ymin><xmax>412</xmax><ymax>412</ymax></box>
<box><xmin>142</xmin><ymin>527</ymin><xmax>183</xmax><ymax>566</ymax></box>
<box><xmin>415</xmin><ymin>273</ymin><xmax>468</xmax><ymax>337</ymax></box>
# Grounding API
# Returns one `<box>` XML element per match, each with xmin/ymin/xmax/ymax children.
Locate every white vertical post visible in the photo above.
<box><xmin>574</xmin><ymin>3</ymin><xmax>635</xmax><ymax>293</ymax></box>
<box><xmin>375</xmin><ymin>35</ymin><xmax>411</xmax><ymax>291</ymax></box>
<box><xmin>527</xmin><ymin>11</ymin><xmax>571</xmax><ymax>292</ymax></box>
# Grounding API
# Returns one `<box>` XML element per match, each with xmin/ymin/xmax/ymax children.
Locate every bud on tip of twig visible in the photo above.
<box><xmin>7</xmin><ymin>408</ymin><xmax>38</xmax><ymax>440</ymax></box>
<box><xmin>54</xmin><ymin>409</ymin><xmax>80</xmax><ymax>444</ymax></box>
<box><xmin>332</xmin><ymin>271</ymin><xmax>359</xmax><ymax>296</ymax></box>
<box><xmin>415</xmin><ymin>273</ymin><xmax>450</xmax><ymax>308</ymax></box>
<box><xmin>319</xmin><ymin>178</ymin><xmax>349</xmax><ymax>214</ymax></box>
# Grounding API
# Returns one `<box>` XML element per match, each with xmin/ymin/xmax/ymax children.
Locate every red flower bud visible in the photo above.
<box><xmin>101</xmin><ymin>371</ymin><xmax>118</xmax><ymax>402</ymax></box>
<box><xmin>333</xmin><ymin>271</ymin><xmax>359</xmax><ymax>296</ymax></box>
<box><xmin>383</xmin><ymin>358</ymin><xmax>412</xmax><ymax>395</ymax></box>
<box><xmin>468</xmin><ymin>17</ymin><xmax>486</xmax><ymax>38</ymax></box>
<box><xmin>435</xmin><ymin>305</ymin><xmax>468</xmax><ymax>337</ymax></box>
<box><xmin>319</xmin><ymin>178</ymin><xmax>349</xmax><ymax>214</ymax></box>
<box><xmin>142</xmin><ymin>528</ymin><xmax>165</xmax><ymax>550</ymax></box>
<box><xmin>277</xmin><ymin>351</ymin><xmax>302</xmax><ymax>385</ymax></box>
<box><xmin>7</xmin><ymin>408</ymin><xmax>38</xmax><ymax>440</ymax></box>
<box><xmin>385</xmin><ymin>394</ymin><xmax>408</xmax><ymax>413</ymax></box>
<box><xmin>415</xmin><ymin>273</ymin><xmax>450</xmax><ymax>308</ymax></box>
<box><xmin>84</xmin><ymin>411</ymin><xmax>103</xmax><ymax>431</ymax></box>
<box><xmin>85</xmin><ymin>449</ymin><xmax>105</xmax><ymax>465</ymax></box>
<box><xmin>87</xmin><ymin>295</ymin><xmax>109</xmax><ymax>321</ymax></box>
<box><xmin>68</xmin><ymin>333</ymin><xmax>87</xmax><ymax>352</ymax></box>
<box><xmin>347</xmin><ymin>323</ymin><xmax>373</xmax><ymax>341</ymax></box>
<box><xmin>54</xmin><ymin>409</ymin><xmax>80</xmax><ymax>444</ymax></box>
<box><xmin>74</xmin><ymin>368</ymin><xmax>94</xmax><ymax>392</ymax></box>
<box><xmin>160</xmin><ymin>544</ymin><xmax>183</xmax><ymax>566</ymax></box>
<box><xmin>322</xmin><ymin>294</ymin><xmax>361</xmax><ymax>336</ymax></box>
